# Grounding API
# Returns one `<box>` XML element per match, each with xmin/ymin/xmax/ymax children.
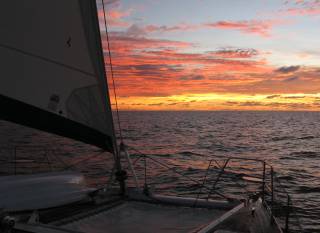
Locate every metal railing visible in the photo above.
<box><xmin>124</xmin><ymin>146</ymin><xmax>303</xmax><ymax>233</ymax></box>
<box><xmin>0</xmin><ymin>145</ymin><xmax>303</xmax><ymax>232</ymax></box>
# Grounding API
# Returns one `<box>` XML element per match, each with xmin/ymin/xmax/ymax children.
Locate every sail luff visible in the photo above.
<box><xmin>79</xmin><ymin>0</ymin><xmax>119</xmax><ymax>154</ymax></box>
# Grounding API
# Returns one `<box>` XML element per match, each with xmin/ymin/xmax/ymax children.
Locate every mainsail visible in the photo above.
<box><xmin>0</xmin><ymin>0</ymin><xmax>116</xmax><ymax>152</ymax></box>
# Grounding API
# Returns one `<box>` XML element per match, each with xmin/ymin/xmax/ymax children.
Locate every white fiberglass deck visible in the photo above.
<box><xmin>63</xmin><ymin>201</ymin><xmax>225</xmax><ymax>233</ymax></box>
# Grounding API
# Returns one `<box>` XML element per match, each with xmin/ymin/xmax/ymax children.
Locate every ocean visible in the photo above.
<box><xmin>0</xmin><ymin>111</ymin><xmax>319</xmax><ymax>232</ymax></box>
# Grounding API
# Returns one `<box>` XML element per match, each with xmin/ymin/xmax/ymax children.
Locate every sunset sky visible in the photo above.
<box><xmin>98</xmin><ymin>0</ymin><xmax>320</xmax><ymax>110</ymax></box>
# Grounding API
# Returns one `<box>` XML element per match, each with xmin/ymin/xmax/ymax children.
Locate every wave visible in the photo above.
<box><xmin>298</xmin><ymin>136</ymin><xmax>315</xmax><ymax>140</ymax></box>
<box><xmin>290</xmin><ymin>151</ymin><xmax>319</xmax><ymax>159</ymax></box>
<box><xmin>178</xmin><ymin>151</ymin><xmax>200</xmax><ymax>157</ymax></box>
<box><xmin>271</xmin><ymin>136</ymin><xmax>296</xmax><ymax>141</ymax></box>
<box><xmin>297</xmin><ymin>186</ymin><xmax>320</xmax><ymax>194</ymax></box>
<box><xmin>277</xmin><ymin>175</ymin><xmax>295</xmax><ymax>181</ymax></box>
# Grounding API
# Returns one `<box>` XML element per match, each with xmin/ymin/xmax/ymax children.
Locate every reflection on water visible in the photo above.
<box><xmin>0</xmin><ymin>111</ymin><xmax>319</xmax><ymax>232</ymax></box>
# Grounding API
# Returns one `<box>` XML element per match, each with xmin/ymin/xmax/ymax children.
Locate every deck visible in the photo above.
<box><xmin>62</xmin><ymin>201</ymin><xmax>225</xmax><ymax>233</ymax></box>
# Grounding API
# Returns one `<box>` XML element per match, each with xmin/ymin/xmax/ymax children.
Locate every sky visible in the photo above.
<box><xmin>98</xmin><ymin>0</ymin><xmax>320</xmax><ymax>111</ymax></box>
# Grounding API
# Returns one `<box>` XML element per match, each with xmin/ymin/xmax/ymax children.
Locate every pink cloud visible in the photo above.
<box><xmin>144</xmin><ymin>23</ymin><xmax>200</xmax><ymax>33</ymax></box>
<box><xmin>204</xmin><ymin>20</ymin><xmax>279</xmax><ymax>37</ymax></box>
<box><xmin>109</xmin><ymin>9</ymin><xmax>130</xmax><ymax>20</ymax></box>
<box><xmin>282</xmin><ymin>0</ymin><xmax>320</xmax><ymax>15</ymax></box>
<box><xmin>98</xmin><ymin>9</ymin><xmax>131</xmax><ymax>27</ymax></box>
<box><xmin>285</xmin><ymin>7</ymin><xmax>320</xmax><ymax>15</ymax></box>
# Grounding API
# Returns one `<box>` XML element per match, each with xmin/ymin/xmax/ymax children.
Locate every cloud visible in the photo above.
<box><xmin>115</xmin><ymin>23</ymin><xmax>200</xmax><ymax>36</ymax></box>
<box><xmin>114</xmin><ymin>64</ymin><xmax>183</xmax><ymax>79</ymax></box>
<box><xmin>221</xmin><ymin>99</ymin><xmax>316</xmax><ymax>110</ymax></box>
<box><xmin>97</xmin><ymin>7</ymin><xmax>131</xmax><ymax>27</ymax></box>
<box><xmin>223</xmin><ymin>101</ymin><xmax>239</xmax><ymax>106</ymax></box>
<box><xmin>179</xmin><ymin>75</ymin><xmax>205</xmax><ymax>81</ymax></box>
<box><xmin>210</xmin><ymin>66</ymin><xmax>320</xmax><ymax>95</ymax></box>
<box><xmin>285</xmin><ymin>7</ymin><xmax>320</xmax><ymax>15</ymax></box>
<box><xmin>145</xmin><ymin>23</ymin><xmax>199</xmax><ymax>33</ymax></box>
<box><xmin>106</xmin><ymin>32</ymin><xmax>192</xmax><ymax>48</ymax></box>
<box><xmin>282</xmin><ymin>0</ymin><xmax>320</xmax><ymax>16</ymax></box>
<box><xmin>283</xmin><ymin>95</ymin><xmax>306</xmax><ymax>98</ymax></box>
<box><xmin>148</xmin><ymin>103</ymin><xmax>164</xmax><ymax>106</ymax></box>
<box><xmin>239</xmin><ymin>101</ymin><xmax>263</xmax><ymax>106</ymax></box>
<box><xmin>124</xmin><ymin>19</ymin><xmax>283</xmax><ymax>38</ymax></box>
<box><xmin>204</xmin><ymin>20</ymin><xmax>280</xmax><ymax>37</ymax></box>
<box><xmin>117</xmin><ymin>92</ymin><xmax>320</xmax><ymax>111</ymax></box>
<box><xmin>208</xmin><ymin>48</ymin><xmax>259</xmax><ymax>58</ymax></box>
<box><xmin>125</xmin><ymin>24</ymin><xmax>147</xmax><ymax>37</ymax></box>
<box><xmin>283</xmin><ymin>76</ymin><xmax>300</xmax><ymax>82</ymax></box>
<box><xmin>97</xmin><ymin>1</ymin><xmax>320</xmax><ymax>111</ymax></box>
<box><xmin>266</xmin><ymin>94</ymin><xmax>281</xmax><ymax>99</ymax></box>
<box><xmin>109</xmin><ymin>9</ymin><xmax>131</xmax><ymax>19</ymax></box>
<box><xmin>101</xmin><ymin>27</ymin><xmax>320</xmax><ymax>99</ymax></box>
<box><xmin>133</xmin><ymin>64</ymin><xmax>182</xmax><ymax>71</ymax></box>
<box><xmin>276</xmin><ymin>65</ymin><xmax>300</xmax><ymax>73</ymax></box>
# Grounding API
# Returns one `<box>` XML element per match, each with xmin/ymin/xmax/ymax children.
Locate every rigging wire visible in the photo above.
<box><xmin>101</xmin><ymin>0</ymin><xmax>124</xmax><ymax>144</ymax></box>
<box><xmin>63</xmin><ymin>151</ymin><xmax>106</xmax><ymax>170</ymax></box>
<box><xmin>101</xmin><ymin>1</ymin><xmax>127</xmax><ymax>196</ymax></box>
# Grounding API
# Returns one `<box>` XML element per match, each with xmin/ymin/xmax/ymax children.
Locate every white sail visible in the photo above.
<box><xmin>0</xmin><ymin>0</ymin><xmax>115</xmax><ymax>151</ymax></box>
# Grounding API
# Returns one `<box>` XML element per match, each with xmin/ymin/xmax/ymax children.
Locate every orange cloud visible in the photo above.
<box><xmin>105</xmin><ymin>32</ymin><xmax>320</xmax><ymax>100</ymax></box>
<box><xmin>102</xmin><ymin>33</ymin><xmax>276</xmax><ymax>98</ymax></box>
<box><xmin>114</xmin><ymin>93</ymin><xmax>320</xmax><ymax>111</ymax></box>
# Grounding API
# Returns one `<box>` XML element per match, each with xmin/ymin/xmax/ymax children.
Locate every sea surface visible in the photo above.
<box><xmin>0</xmin><ymin>111</ymin><xmax>319</xmax><ymax>232</ymax></box>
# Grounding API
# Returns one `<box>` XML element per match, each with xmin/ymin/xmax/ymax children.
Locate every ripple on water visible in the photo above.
<box><xmin>271</xmin><ymin>136</ymin><xmax>296</xmax><ymax>141</ymax></box>
<box><xmin>290</xmin><ymin>151</ymin><xmax>319</xmax><ymax>159</ymax></box>
<box><xmin>296</xmin><ymin>186</ymin><xmax>320</xmax><ymax>194</ymax></box>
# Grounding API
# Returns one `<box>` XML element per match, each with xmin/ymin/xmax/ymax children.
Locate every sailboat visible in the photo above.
<box><xmin>0</xmin><ymin>1</ymin><xmax>290</xmax><ymax>232</ymax></box>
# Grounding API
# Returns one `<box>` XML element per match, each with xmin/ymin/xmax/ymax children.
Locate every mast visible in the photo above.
<box><xmin>90</xmin><ymin>0</ymin><xmax>126</xmax><ymax>193</ymax></box>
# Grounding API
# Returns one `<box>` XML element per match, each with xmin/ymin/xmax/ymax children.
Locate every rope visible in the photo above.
<box><xmin>101</xmin><ymin>0</ymin><xmax>124</xmax><ymax>144</ymax></box>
